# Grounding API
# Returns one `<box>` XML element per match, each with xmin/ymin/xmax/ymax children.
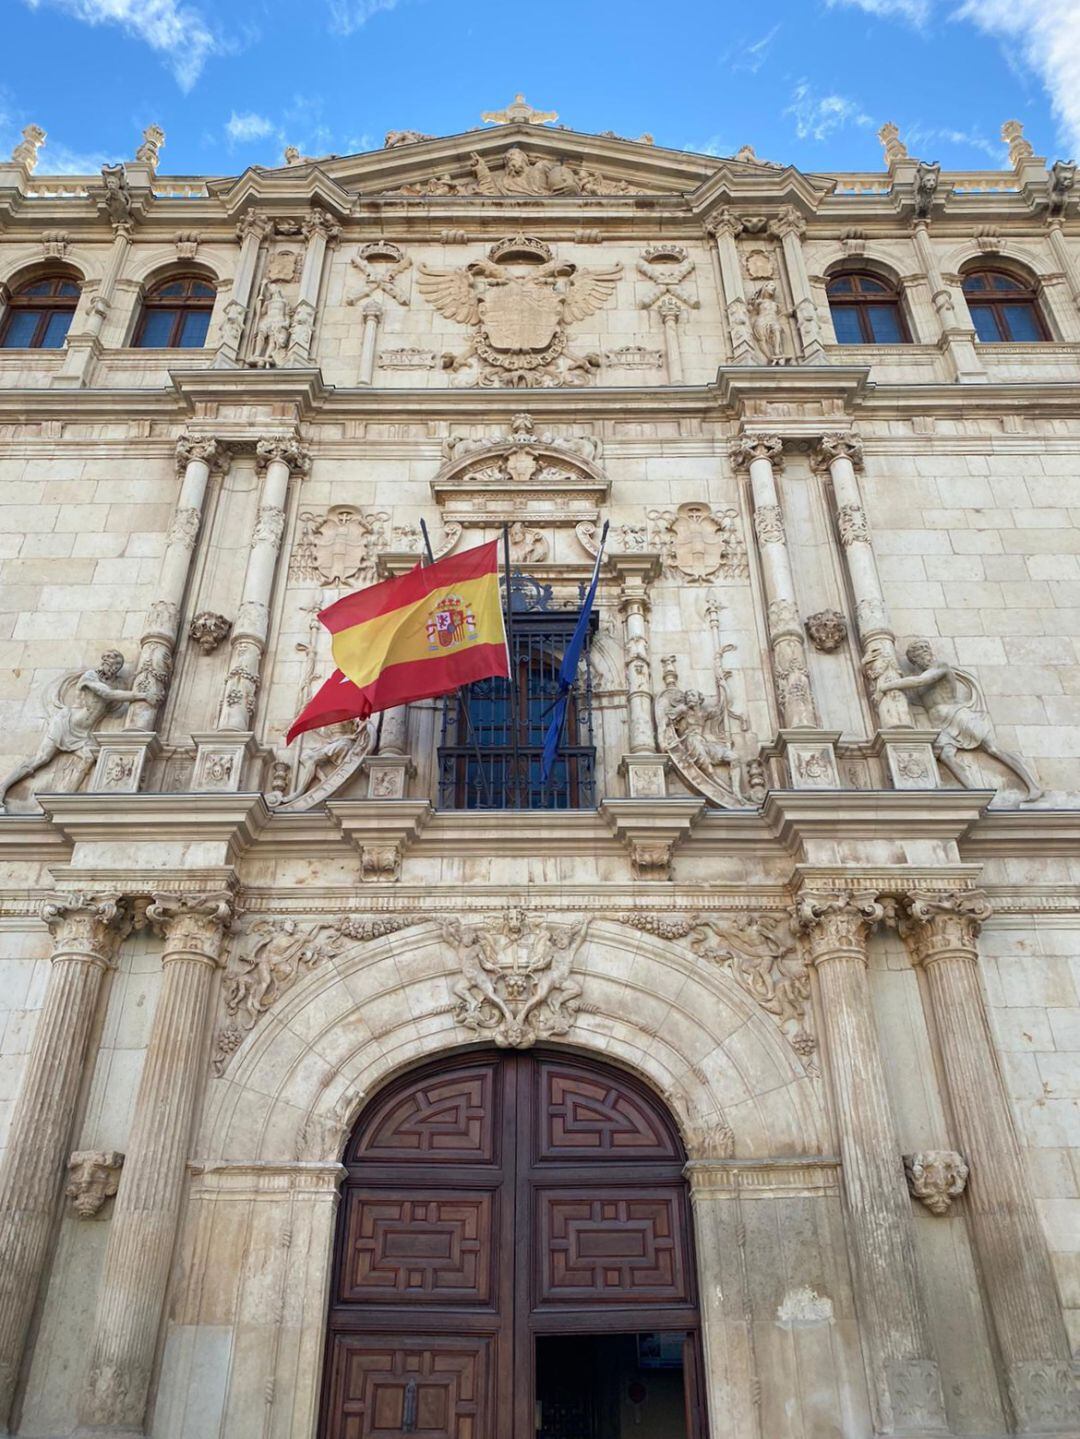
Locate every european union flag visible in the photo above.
<box><xmin>541</xmin><ymin>521</ymin><xmax>608</xmax><ymax>784</ymax></box>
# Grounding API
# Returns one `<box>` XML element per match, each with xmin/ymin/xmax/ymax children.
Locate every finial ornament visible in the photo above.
<box><xmin>481</xmin><ymin>93</ymin><xmax>559</xmax><ymax>127</ymax></box>
<box><xmin>11</xmin><ymin>124</ymin><xmax>46</xmax><ymax>173</ymax></box>
<box><xmin>878</xmin><ymin>122</ymin><xmax>908</xmax><ymax>165</ymax></box>
<box><xmin>1001</xmin><ymin>119</ymin><xmax>1034</xmax><ymax>166</ymax></box>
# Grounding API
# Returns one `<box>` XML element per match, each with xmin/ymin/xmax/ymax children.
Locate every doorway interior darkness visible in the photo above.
<box><xmin>319</xmin><ymin>1048</ymin><xmax>706</xmax><ymax>1439</ymax></box>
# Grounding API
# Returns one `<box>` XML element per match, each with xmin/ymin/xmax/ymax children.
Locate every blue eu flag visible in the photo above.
<box><xmin>541</xmin><ymin>522</ymin><xmax>608</xmax><ymax>784</ymax></box>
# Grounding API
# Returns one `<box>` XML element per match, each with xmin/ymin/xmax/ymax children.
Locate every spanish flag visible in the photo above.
<box><xmin>286</xmin><ymin>538</ymin><xmax>508</xmax><ymax>743</ymax></box>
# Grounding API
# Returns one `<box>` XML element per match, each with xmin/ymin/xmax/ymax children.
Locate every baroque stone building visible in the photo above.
<box><xmin>0</xmin><ymin>102</ymin><xmax>1078</xmax><ymax>1438</ymax></box>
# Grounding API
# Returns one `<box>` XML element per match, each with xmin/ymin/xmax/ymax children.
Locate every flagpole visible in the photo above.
<box><xmin>502</xmin><ymin>524</ymin><xmax>523</xmax><ymax>809</ymax></box>
<box><xmin>420</xmin><ymin>519</ymin><xmax>493</xmax><ymax>809</ymax></box>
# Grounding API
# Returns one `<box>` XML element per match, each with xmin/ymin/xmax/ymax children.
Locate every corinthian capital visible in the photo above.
<box><xmin>812</xmin><ymin>430</ymin><xmax>864</xmax><ymax>473</ymax></box>
<box><xmin>146</xmin><ymin>891</ymin><xmax>234</xmax><ymax>965</ymax></box>
<box><xmin>255</xmin><ymin>435</ymin><xmax>312</xmax><ymax>478</ymax></box>
<box><xmin>236</xmin><ymin>211</ymin><xmax>272</xmax><ymax>244</ymax></box>
<box><xmin>705</xmin><ymin>208</ymin><xmax>743</xmax><ymax>240</ymax></box>
<box><xmin>175</xmin><ymin>434</ymin><xmax>231</xmax><ymax>478</ymax></box>
<box><xmin>302</xmin><ymin>206</ymin><xmax>342</xmax><ymax>245</ymax></box>
<box><xmin>40</xmin><ymin>893</ymin><xmax>130</xmax><ymax>964</ymax></box>
<box><xmin>769</xmin><ymin>206</ymin><xmax>807</xmax><ymax>240</ymax></box>
<box><xmin>899</xmin><ymin>889</ymin><xmax>991</xmax><ymax>965</ymax></box>
<box><xmin>792</xmin><ymin>890</ymin><xmax>884</xmax><ymax>962</ymax></box>
<box><xmin>729</xmin><ymin>433</ymin><xmax>783</xmax><ymax>473</ymax></box>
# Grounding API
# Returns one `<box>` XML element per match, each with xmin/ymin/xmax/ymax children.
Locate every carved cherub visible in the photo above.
<box><xmin>444</xmin><ymin>917</ymin><xmax>511</xmax><ymax>1028</ymax></box>
<box><xmin>0</xmin><ymin>650</ymin><xmax>140</xmax><ymax>809</ymax></box>
<box><xmin>877</xmin><ymin>639</ymin><xmax>1042</xmax><ymax>800</ymax></box>
<box><xmin>665</xmin><ymin>689</ymin><xmax>738</xmax><ymax>777</ymax></box>
<box><xmin>524</xmin><ymin>916</ymin><xmax>587</xmax><ymax>1032</ymax></box>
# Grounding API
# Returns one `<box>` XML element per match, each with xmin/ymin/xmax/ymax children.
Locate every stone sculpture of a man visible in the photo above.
<box><xmin>876</xmin><ymin>639</ymin><xmax>1043</xmax><ymax>800</ymax></box>
<box><xmin>0</xmin><ymin>650</ymin><xmax>140</xmax><ymax>809</ymax></box>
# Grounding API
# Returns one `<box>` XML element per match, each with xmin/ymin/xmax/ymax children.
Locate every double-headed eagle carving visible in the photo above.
<box><xmin>417</xmin><ymin>235</ymin><xmax>622</xmax><ymax>387</ymax></box>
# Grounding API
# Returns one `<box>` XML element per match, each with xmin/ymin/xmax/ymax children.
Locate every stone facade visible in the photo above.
<box><xmin>0</xmin><ymin>109</ymin><xmax>1078</xmax><ymax>1436</ymax></box>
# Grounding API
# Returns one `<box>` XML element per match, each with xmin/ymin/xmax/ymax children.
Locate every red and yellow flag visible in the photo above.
<box><xmin>286</xmin><ymin>539</ymin><xmax>508</xmax><ymax>743</ymax></box>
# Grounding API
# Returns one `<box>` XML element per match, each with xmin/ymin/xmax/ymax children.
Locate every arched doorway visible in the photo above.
<box><xmin>320</xmin><ymin>1048</ymin><xmax>707</xmax><ymax>1438</ymax></box>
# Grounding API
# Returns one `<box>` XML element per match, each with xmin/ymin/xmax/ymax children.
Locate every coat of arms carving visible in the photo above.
<box><xmin>417</xmin><ymin>235</ymin><xmax>621</xmax><ymax>388</ymax></box>
<box><xmin>288</xmin><ymin>507</ymin><xmax>388</xmax><ymax>586</ymax></box>
<box><xmin>649</xmin><ymin>502</ymin><xmax>749</xmax><ymax>582</ymax></box>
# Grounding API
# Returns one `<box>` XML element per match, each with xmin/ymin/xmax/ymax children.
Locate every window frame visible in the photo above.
<box><xmin>0</xmin><ymin>273</ymin><xmax>81</xmax><ymax>350</ymax></box>
<box><xmin>132</xmin><ymin>273</ymin><xmax>216</xmax><ymax>350</ymax></box>
<box><xmin>960</xmin><ymin>266</ymin><xmax>1050</xmax><ymax>343</ymax></box>
<box><xmin>826</xmin><ymin>269</ymin><xmax>911</xmax><ymax>346</ymax></box>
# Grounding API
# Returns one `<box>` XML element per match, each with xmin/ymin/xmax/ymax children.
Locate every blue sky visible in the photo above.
<box><xmin>1</xmin><ymin>0</ymin><xmax>1078</xmax><ymax>176</ymax></box>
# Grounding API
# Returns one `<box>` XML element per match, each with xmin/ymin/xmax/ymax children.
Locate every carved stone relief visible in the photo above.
<box><xmin>576</xmin><ymin>520</ymin><xmax>646</xmax><ymax>556</ymax></box>
<box><xmin>398</xmin><ymin>147</ymin><xmax>638</xmax><ymax>197</ymax></box>
<box><xmin>648</xmin><ymin>503</ymin><xmax>748</xmax><ymax>582</ymax></box>
<box><xmin>656</xmin><ymin>654</ymin><xmax>754</xmax><ymax>809</ymax></box>
<box><xmin>442</xmin><ymin>909</ymin><xmax>588</xmax><ymax>1048</ymax></box>
<box><xmin>288</xmin><ymin>507</ymin><xmax>389</xmax><ymax>586</ymax></box>
<box><xmin>637</xmin><ymin>245</ymin><xmax>700</xmax><ymax>313</ymax></box>
<box><xmin>749</xmin><ymin>281</ymin><xmax>790</xmax><ymax>365</ymax></box>
<box><xmin>66</xmin><ymin>1151</ymin><xmax>124</xmax><ymax>1218</ymax></box>
<box><xmin>903</xmin><ymin>1151</ymin><xmax>969</xmax><ymax>1215</ymax></box>
<box><xmin>378</xmin><ymin>348</ymin><xmax>437</xmax><ymax>370</ymax></box>
<box><xmin>805</xmin><ymin>609</ymin><xmax>848</xmax><ymax>652</ymax></box>
<box><xmin>506</xmin><ymin>521</ymin><xmax>549</xmax><ymax>564</ymax></box>
<box><xmin>602</xmin><ymin>345</ymin><xmax>663</xmax><ymax>371</ymax></box>
<box><xmin>417</xmin><ymin>235</ymin><xmax>621</xmax><ymax>388</ymax></box>
<box><xmin>267</xmin><ymin>720</ymin><xmax>373</xmax><ymax>813</ymax></box>
<box><xmin>347</xmin><ymin>242</ymin><xmax>412</xmax><ymax>307</ymax></box>
<box><xmin>187</xmin><ymin>612</ymin><xmax>231</xmax><ymax>655</ymax></box>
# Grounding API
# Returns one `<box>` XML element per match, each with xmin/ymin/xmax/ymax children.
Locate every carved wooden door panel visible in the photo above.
<box><xmin>321</xmin><ymin>1051</ymin><xmax>705</xmax><ymax>1439</ymax></box>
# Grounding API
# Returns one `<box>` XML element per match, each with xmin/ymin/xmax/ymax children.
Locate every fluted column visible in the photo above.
<box><xmin>657</xmin><ymin>295</ymin><xmax>684</xmax><ymax>382</ymax></box>
<box><xmin>0</xmin><ymin>894</ymin><xmax>128</xmax><ymax>1429</ymax></box>
<box><xmin>795</xmin><ymin>890</ymin><xmax>946</xmax><ymax>1435</ymax></box>
<box><xmin>1045</xmin><ymin>218</ymin><xmax>1080</xmax><ymax>333</ymax></box>
<box><xmin>706</xmin><ymin>210</ymin><xmax>755</xmax><ymax>364</ymax></box>
<box><xmin>79</xmin><ymin>892</ymin><xmax>232</xmax><ymax>1432</ymax></box>
<box><xmin>731</xmin><ymin>435</ymin><xmax>818</xmax><ymax>730</ymax></box>
<box><xmin>215</xmin><ymin>211</ymin><xmax>270</xmax><ymax>367</ymax></box>
<box><xmin>56</xmin><ymin>220</ymin><xmax>133</xmax><ymax>387</ymax></box>
<box><xmin>223</xmin><ymin>438</ymin><xmax>308</xmax><ymax>733</ymax></box>
<box><xmin>358</xmin><ymin>300</ymin><xmax>383</xmax><ymax>384</ymax></box>
<box><xmin>901</xmin><ymin>891</ymin><xmax>1079</xmax><ymax>1433</ymax></box>
<box><xmin>769</xmin><ymin>208</ymin><xmax>826</xmax><ymax>363</ymax></box>
<box><xmin>287</xmin><ymin>207</ymin><xmax>340</xmax><ymax>366</ymax></box>
<box><xmin>910</xmin><ymin>220</ymin><xmax>986</xmax><ymax>383</ymax></box>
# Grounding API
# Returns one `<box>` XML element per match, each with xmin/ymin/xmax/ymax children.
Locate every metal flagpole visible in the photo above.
<box><xmin>502</xmin><ymin>523</ymin><xmax>523</xmax><ymax>808</ymax></box>
<box><xmin>419</xmin><ymin>519</ymin><xmax>493</xmax><ymax>808</ymax></box>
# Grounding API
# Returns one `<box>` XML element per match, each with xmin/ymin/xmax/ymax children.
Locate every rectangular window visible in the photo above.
<box><xmin>438</xmin><ymin>599</ymin><xmax>596</xmax><ymax>811</ymax></box>
<box><xmin>41</xmin><ymin>311</ymin><xmax>74</xmax><ymax>348</ymax></box>
<box><xmin>137</xmin><ymin>310</ymin><xmax>176</xmax><ymax>347</ymax></box>
<box><xmin>1</xmin><ymin>311</ymin><xmax>41</xmax><ymax>348</ymax></box>
<box><xmin>179</xmin><ymin>309</ymin><xmax>211</xmax><ymax>348</ymax></box>
<box><xmin>866</xmin><ymin>305</ymin><xmax>903</xmax><ymax>344</ymax></box>
<box><xmin>830</xmin><ymin>307</ymin><xmax>864</xmax><ymax>345</ymax></box>
<box><xmin>969</xmin><ymin>305</ymin><xmax>1003</xmax><ymax>343</ymax></box>
<box><xmin>1001</xmin><ymin>304</ymin><xmax>1043</xmax><ymax>342</ymax></box>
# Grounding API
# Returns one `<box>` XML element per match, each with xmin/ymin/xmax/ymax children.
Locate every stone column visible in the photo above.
<box><xmin>79</xmin><ymin>892</ymin><xmax>232</xmax><ymax>1432</ymax></box>
<box><xmin>287</xmin><ymin>207</ymin><xmax>340</xmax><ymax>366</ymax></box>
<box><xmin>901</xmin><ymin>891</ymin><xmax>1079</xmax><ymax>1433</ymax></box>
<box><xmin>358</xmin><ymin>300</ymin><xmax>383</xmax><ymax>385</ymax></box>
<box><xmin>1045</xmin><ymin>218</ymin><xmax>1080</xmax><ymax>333</ymax></box>
<box><xmin>194</xmin><ymin>436</ymin><xmax>309</xmax><ymax>790</ymax></box>
<box><xmin>610</xmin><ymin>553</ymin><xmax>667</xmax><ymax>797</ymax></box>
<box><xmin>90</xmin><ymin>436</ymin><xmax>231</xmax><ymax>794</ymax></box>
<box><xmin>795</xmin><ymin>890</ymin><xmax>946</xmax><ymax>1435</ymax></box>
<box><xmin>215</xmin><ymin>211</ymin><xmax>270</xmax><ymax>367</ymax></box>
<box><xmin>56</xmin><ymin>221</ymin><xmax>133</xmax><ymax>387</ymax></box>
<box><xmin>910</xmin><ymin>220</ymin><xmax>986</xmax><ymax>383</ymax></box>
<box><xmin>706</xmin><ymin>210</ymin><xmax>755</xmax><ymax>364</ymax></box>
<box><xmin>0</xmin><ymin>894</ymin><xmax>128</xmax><ymax>1429</ymax></box>
<box><xmin>657</xmin><ymin>295</ymin><xmax>684</xmax><ymax>382</ymax></box>
<box><xmin>367</xmin><ymin>703</ymin><xmax>412</xmax><ymax>798</ymax></box>
<box><xmin>769</xmin><ymin>208</ymin><xmax>826</xmax><ymax>363</ymax></box>
<box><xmin>812</xmin><ymin>432</ymin><xmax>938</xmax><ymax>789</ymax></box>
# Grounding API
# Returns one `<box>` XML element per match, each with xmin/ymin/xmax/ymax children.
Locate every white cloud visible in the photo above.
<box><xmin>23</xmin><ymin>0</ymin><xmax>223</xmax><ymax>90</ymax></box>
<box><xmin>784</xmin><ymin>81</ymin><xmax>874</xmax><ymax>141</ymax></box>
<box><xmin>327</xmin><ymin>0</ymin><xmax>401</xmax><ymax>35</ymax></box>
<box><xmin>729</xmin><ymin>23</ymin><xmax>781</xmax><ymax>74</ymax></box>
<box><xmin>954</xmin><ymin>0</ymin><xmax>1080</xmax><ymax>155</ymax></box>
<box><xmin>826</xmin><ymin>0</ymin><xmax>930</xmax><ymax>22</ymax></box>
<box><xmin>905</xmin><ymin>122</ymin><xmax>999</xmax><ymax>160</ymax></box>
<box><xmin>684</xmin><ymin>136</ymin><xmax>734</xmax><ymax>157</ymax></box>
<box><xmin>226</xmin><ymin>111</ymin><xmax>276</xmax><ymax>144</ymax></box>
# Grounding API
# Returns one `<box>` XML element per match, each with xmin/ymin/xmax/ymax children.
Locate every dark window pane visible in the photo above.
<box><xmin>859</xmin><ymin>277</ymin><xmax>887</xmax><ymax>294</ymax></box>
<box><xmin>156</xmin><ymin>281</ymin><xmax>185</xmax><ymax>298</ymax></box>
<box><xmin>22</xmin><ymin>281</ymin><xmax>52</xmax><ymax>297</ymax></box>
<box><xmin>137</xmin><ymin>309</ymin><xmax>177</xmax><ymax>347</ymax></box>
<box><xmin>830</xmin><ymin>305</ymin><xmax>864</xmax><ymax>344</ymax></box>
<box><xmin>1</xmin><ymin>311</ymin><xmax>41</xmax><ymax>347</ymax></box>
<box><xmin>179</xmin><ymin>310</ymin><xmax>211</xmax><ymax>347</ymax></box>
<box><xmin>992</xmin><ymin>272</ymin><xmax>1023</xmax><ymax>292</ymax></box>
<box><xmin>867</xmin><ymin>305</ymin><xmax>904</xmax><ymax>343</ymax></box>
<box><xmin>828</xmin><ymin>276</ymin><xmax>854</xmax><ymax>295</ymax></box>
<box><xmin>190</xmin><ymin>281</ymin><xmax>215</xmax><ymax>298</ymax></box>
<box><xmin>41</xmin><ymin>310</ymin><xmax>73</xmax><ymax>348</ymax></box>
<box><xmin>57</xmin><ymin>280</ymin><xmax>80</xmax><ymax>297</ymax></box>
<box><xmin>1001</xmin><ymin>303</ymin><xmax>1042</xmax><ymax>341</ymax></box>
<box><xmin>963</xmin><ymin>273</ymin><xmax>989</xmax><ymax>293</ymax></box>
<box><xmin>969</xmin><ymin>305</ymin><xmax>1003</xmax><ymax>342</ymax></box>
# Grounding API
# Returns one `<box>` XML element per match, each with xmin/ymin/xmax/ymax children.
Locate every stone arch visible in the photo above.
<box><xmin>0</xmin><ymin>253</ymin><xmax>89</xmax><ymax>291</ymax></box>
<box><xmin>199</xmin><ymin>916</ymin><xmax>827</xmax><ymax>1167</ymax></box>
<box><xmin>124</xmin><ymin>248</ymin><xmax>224</xmax><ymax>287</ymax></box>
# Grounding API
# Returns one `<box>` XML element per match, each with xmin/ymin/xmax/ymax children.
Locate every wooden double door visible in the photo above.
<box><xmin>320</xmin><ymin>1049</ymin><xmax>705</xmax><ymax>1439</ymax></box>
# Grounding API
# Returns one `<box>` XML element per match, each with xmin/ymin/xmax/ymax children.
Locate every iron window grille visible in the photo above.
<box><xmin>438</xmin><ymin>573</ymin><xmax>597</xmax><ymax>811</ymax></box>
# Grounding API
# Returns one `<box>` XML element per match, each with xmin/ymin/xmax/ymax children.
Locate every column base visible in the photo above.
<box><xmin>90</xmin><ymin>731</ymin><xmax>161</xmax><ymax>794</ymax></box>
<box><xmin>365</xmin><ymin>753</ymin><xmax>415</xmax><ymax>800</ymax></box>
<box><xmin>768</xmin><ymin>730</ymin><xmax>841</xmax><ymax>789</ymax></box>
<box><xmin>871</xmin><ymin>728</ymin><xmax>941</xmax><ymax>790</ymax></box>
<box><xmin>618</xmin><ymin>752</ymin><xmax>669</xmax><ymax>798</ymax></box>
<box><xmin>191</xmin><ymin>731</ymin><xmax>257</xmax><ymax>792</ymax></box>
<box><xmin>1007</xmin><ymin>1360</ymin><xmax>1080</xmax><ymax>1433</ymax></box>
<box><xmin>884</xmin><ymin>1358</ymin><xmax>948</xmax><ymax>1434</ymax></box>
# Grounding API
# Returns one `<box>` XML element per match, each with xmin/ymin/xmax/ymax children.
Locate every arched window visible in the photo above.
<box><xmin>961</xmin><ymin>268</ymin><xmax>1048</xmax><ymax>342</ymax></box>
<box><xmin>133</xmin><ymin>274</ymin><xmax>215</xmax><ymax>348</ymax></box>
<box><xmin>0</xmin><ymin>274</ymin><xmax>80</xmax><ymax>349</ymax></box>
<box><xmin>827</xmin><ymin>270</ymin><xmax>909</xmax><ymax>344</ymax></box>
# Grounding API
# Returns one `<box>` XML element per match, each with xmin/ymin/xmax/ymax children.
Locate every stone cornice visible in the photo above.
<box><xmin>36</xmin><ymin>793</ymin><xmax>270</xmax><ymax>860</ymax></box>
<box><xmin>761</xmin><ymin>789</ymin><xmax>995</xmax><ymax>856</ymax></box>
<box><xmin>959</xmin><ymin>808</ymin><xmax>1080</xmax><ymax>859</ymax></box>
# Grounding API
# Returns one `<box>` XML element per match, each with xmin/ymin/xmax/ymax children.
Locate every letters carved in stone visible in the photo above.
<box><xmin>442</xmin><ymin>910</ymin><xmax>589</xmax><ymax>1048</ymax></box>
